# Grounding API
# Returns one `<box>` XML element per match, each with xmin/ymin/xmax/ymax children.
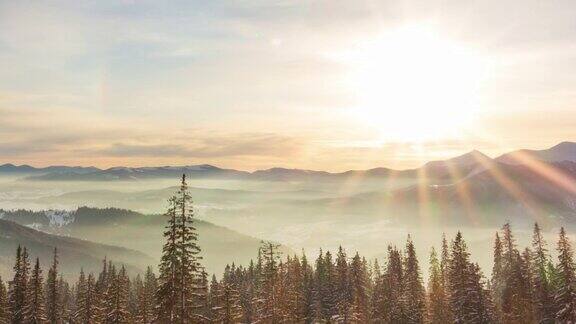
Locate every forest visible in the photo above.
<box><xmin>0</xmin><ymin>175</ymin><xmax>575</xmax><ymax>324</ymax></box>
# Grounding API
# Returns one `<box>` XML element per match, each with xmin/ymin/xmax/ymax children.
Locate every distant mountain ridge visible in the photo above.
<box><xmin>497</xmin><ymin>141</ymin><xmax>576</xmax><ymax>165</ymax></box>
<box><xmin>2</xmin><ymin>141</ymin><xmax>576</xmax><ymax>182</ymax></box>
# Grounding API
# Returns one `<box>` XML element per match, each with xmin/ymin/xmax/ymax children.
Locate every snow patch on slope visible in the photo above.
<box><xmin>45</xmin><ymin>210</ymin><xmax>75</xmax><ymax>227</ymax></box>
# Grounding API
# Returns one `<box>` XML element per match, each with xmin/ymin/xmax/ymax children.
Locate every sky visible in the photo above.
<box><xmin>1</xmin><ymin>0</ymin><xmax>575</xmax><ymax>171</ymax></box>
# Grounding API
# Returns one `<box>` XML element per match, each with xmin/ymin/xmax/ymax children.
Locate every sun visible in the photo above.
<box><xmin>335</xmin><ymin>25</ymin><xmax>492</xmax><ymax>142</ymax></box>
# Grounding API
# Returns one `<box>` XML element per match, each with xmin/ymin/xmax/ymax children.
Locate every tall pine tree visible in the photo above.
<box><xmin>531</xmin><ymin>223</ymin><xmax>555</xmax><ymax>323</ymax></box>
<box><xmin>9</xmin><ymin>246</ymin><xmax>30</xmax><ymax>324</ymax></box>
<box><xmin>156</xmin><ymin>175</ymin><xmax>207</xmax><ymax>323</ymax></box>
<box><xmin>46</xmin><ymin>247</ymin><xmax>62</xmax><ymax>324</ymax></box>
<box><xmin>23</xmin><ymin>258</ymin><xmax>47</xmax><ymax>323</ymax></box>
<box><xmin>448</xmin><ymin>232</ymin><xmax>492</xmax><ymax>323</ymax></box>
<box><xmin>74</xmin><ymin>270</ymin><xmax>100</xmax><ymax>323</ymax></box>
<box><xmin>427</xmin><ymin>248</ymin><xmax>451</xmax><ymax>324</ymax></box>
<box><xmin>401</xmin><ymin>236</ymin><xmax>425</xmax><ymax>323</ymax></box>
<box><xmin>554</xmin><ymin>227</ymin><xmax>576</xmax><ymax>322</ymax></box>
<box><xmin>106</xmin><ymin>266</ymin><xmax>131</xmax><ymax>323</ymax></box>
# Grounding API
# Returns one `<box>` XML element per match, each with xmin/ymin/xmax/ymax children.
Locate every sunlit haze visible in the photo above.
<box><xmin>1</xmin><ymin>1</ymin><xmax>575</xmax><ymax>171</ymax></box>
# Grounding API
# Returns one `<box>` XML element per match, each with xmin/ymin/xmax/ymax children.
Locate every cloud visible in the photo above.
<box><xmin>92</xmin><ymin>133</ymin><xmax>303</xmax><ymax>158</ymax></box>
<box><xmin>0</xmin><ymin>106</ymin><xmax>305</xmax><ymax>169</ymax></box>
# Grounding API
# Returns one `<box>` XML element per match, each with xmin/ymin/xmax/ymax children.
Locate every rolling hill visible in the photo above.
<box><xmin>0</xmin><ymin>207</ymin><xmax>291</xmax><ymax>275</ymax></box>
<box><xmin>0</xmin><ymin>219</ymin><xmax>153</xmax><ymax>279</ymax></box>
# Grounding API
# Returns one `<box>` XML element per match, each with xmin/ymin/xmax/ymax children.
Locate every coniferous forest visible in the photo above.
<box><xmin>1</xmin><ymin>176</ymin><xmax>576</xmax><ymax>323</ymax></box>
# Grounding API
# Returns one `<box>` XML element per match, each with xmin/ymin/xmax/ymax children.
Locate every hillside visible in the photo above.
<box><xmin>0</xmin><ymin>207</ymin><xmax>291</xmax><ymax>275</ymax></box>
<box><xmin>0</xmin><ymin>219</ymin><xmax>153</xmax><ymax>279</ymax></box>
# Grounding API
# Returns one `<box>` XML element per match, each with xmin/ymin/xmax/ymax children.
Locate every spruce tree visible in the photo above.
<box><xmin>23</xmin><ymin>258</ymin><xmax>47</xmax><ymax>323</ymax></box>
<box><xmin>106</xmin><ymin>266</ymin><xmax>131</xmax><ymax>323</ymax></box>
<box><xmin>9</xmin><ymin>245</ymin><xmax>30</xmax><ymax>324</ymax></box>
<box><xmin>257</xmin><ymin>241</ymin><xmax>283</xmax><ymax>322</ymax></box>
<box><xmin>75</xmin><ymin>271</ymin><xmax>99</xmax><ymax>323</ymax></box>
<box><xmin>371</xmin><ymin>246</ymin><xmax>403</xmax><ymax>323</ymax></box>
<box><xmin>282</xmin><ymin>255</ymin><xmax>307</xmax><ymax>322</ymax></box>
<box><xmin>135</xmin><ymin>267</ymin><xmax>156</xmax><ymax>323</ymax></box>
<box><xmin>448</xmin><ymin>232</ymin><xmax>492</xmax><ymax>323</ymax></box>
<box><xmin>0</xmin><ymin>277</ymin><xmax>9</xmax><ymax>324</ymax></box>
<box><xmin>312</xmin><ymin>249</ymin><xmax>337</xmax><ymax>321</ymax></box>
<box><xmin>386</xmin><ymin>246</ymin><xmax>404</xmax><ymax>323</ymax></box>
<box><xmin>554</xmin><ymin>227</ymin><xmax>576</xmax><ymax>322</ymax></box>
<box><xmin>156</xmin><ymin>175</ymin><xmax>207</xmax><ymax>323</ymax></box>
<box><xmin>531</xmin><ymin>223</ymin><xmax>554</xmax><ymax>323</ymax></box>
<box><xmin>401</xmin><ymin>236</ymin><xmax>425</xmax><ymax>323</ymax></box>
<box><xmin>175</xmin><ymin>175</ymin><xmax>206</xmax><ymax>322</ymax></box>
<box><xmin>300</xmin><ymin>252</ymin><xmax>315</xmax><ymax>323</ymax></box>
<box><xmin>499</xmin><ymin>223</ymin><xmax>534</xmax><ymax>323</ymax></box>
<box><xmin>156</xmin><ymin>196</ymin><xmax>179</xmax><ymax>322</ymax></box>
<box><xmin>334</xmin><ymin>246</ymin><xmax>352</xmax><ymax>322</ymax></box>
<box><xmin>57</xmin><ymin>276</ymin><xmax>72</xmax><ymax>324</ymax></box>
<box><xmin>491</xmin><ymin>231</ymin><xmax>504</xmax><ymax>321</ymax></box>
<box><xmin>427</xmin><ymin>248</ymin><xmax>451</xmax><ymax>324</ymax></box>
<box><xmin>131</xmin><ymin>274</ymin><xmax>143</xmax><ymax>319</ymax></box>
<box><xmin>349</xmin><ymin>252</ymin><xmax>369</xmax><ymax>322</ymax></box>
<box><xmin>46</xmin><ymin>248</ymin><xmax>61</xmax><ymax>324</ymax></box>
<box><xmin>440</xmin><ymin>233</ymin><xmax>450</xmax><ymax>288</ymax></box>
<box><xmin>211</xmin><ymin>280</ymin><xmax>242</xmax><ymax>323</ymax></box>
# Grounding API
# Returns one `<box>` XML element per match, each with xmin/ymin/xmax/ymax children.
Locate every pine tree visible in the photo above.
<box><xmin>156</xmin><ymin>175</ymin><xmax>207</xmax><ymax>323</ymax></box>
<box><xmin>531</xmin><ymin>223</ymin><xmax>554</xmax><ymax>323</ymax></box>
<box><xmin>371</xmin><ymin>246</ymin><xmax>403</xmax><ymax>323</ymax></box>
<box><xmin>491</xmin><ymin>231</ymin><xmax>504</xmax><ymax>321</ymax></box>
<box><xmin>130</xmin><ymin>274</ymin><xmax>142</xmax><ymax>319</ymax></box>
<box><xmin>208</xmin><ymin>274</ymin><xmax>219</xmax><ymax>321</ymax></box>
<box><xmin>282</xmin><ymin>254</ymin><xmax>308</xmax><ymax>322</ymax></box>
<box><xmin>238</xmin><ymin>261</ymin><xmax>257</xmax><ymax>323</ymax></box>
<box><xmin>349</xmin><ymin>252</ymin><xmax>370</xmax><ymax>322</ymax></box>
<box><xmin>46</xmin><ymin>248</ymin><xmax>62</xmax><ymax>324</ymax></box>
<box><xmin>333</xmin><ymin>246</ymin><xmax>352</xmax><ymax>322</ymax></box>
<box><xmin>554</xmin><ymin>227</ymin><xmax>576</xmax><ymax>322</ymax></box>
<box><xmin>211</xmin><ymin>279</ymin><xmax>242</xmax><ymax>323</ymax></box>
<box><xmin>23</xmin><ymin>258</ymin><xmax>48</xmax><ymax>323</ymax></box>
<box><xmin>257</xmin><ymin>241</ymin><xmax>283</xmax><ymax>322</ymax></box>
<box><xmin>176</xmin><ymin>175</ymin><xmax>206</xmax><ymax>322</ymax></box>
<box><xmin>448</xmin><ymin>232</ymin><xmax>492</xmax><ymax>323</ymax></box>
<box><xmin>74</xmin><ymin>271</ymin><xmax>100</xmax><ymax>323</ymax></box>
<box><xmin>300</xmin><ymin>252</ymin><xmax>315</xmax><ymax>323</ymax></box>
<box><xmin>0</xmin><ymin>277</ymin><xmax>9</xmax><ymax>324</ymax></box>
<box><xmin>9</xmin><ymin>245</ymin><xmax>30</xmax><ymax>324</ymax></box>
<box><xmin>427</xmin><ymin>248</ymin><xmax>451</xmax><ymax>324</ymax></box>
<box><xmin>106</xmin><ymin>266</ymin><xmax>131</xmax><ymax>323</ymax></box>
<box><xmin>401</xmin><ymin>236</ymin><xmax>426</xmax><ymax>323</ymax></box>
<box><xmin>440</xmin><ymin>233</ymin><xmax>450</xmax><ymax>288</ymax></box>
<box><xmin>156</xmin><ymin>196</ymin><xmax>179</xmax><ymax>322</ymax></box>
<box><xmin>57</xmin><ymin>276</ymin><xmax>72</xmax><ymax>324</ymax></box>
<box><xmin>499</xmin><ymin>223</ymin><xmax>534</xmax><ymax>323</ymax></box>
<box><xmin>96</xmin><ymin>258</ymin><xmax>113</xmax><ymax>322</ymax></box>
<box><xmin>135</xmin><ymin>267</ymin><xmax>156</xmax><ymax>323</ymax></box>
<box><xmin>386</xmin><ymin>246</ymin><xmax>404</xmax><ymax>323</ymax></box>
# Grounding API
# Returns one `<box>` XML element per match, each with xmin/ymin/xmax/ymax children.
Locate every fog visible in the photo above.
<box><xmin>0</xmin><ymin>175</ymin><xmax>570</xmax><ymax>278</ymax></box>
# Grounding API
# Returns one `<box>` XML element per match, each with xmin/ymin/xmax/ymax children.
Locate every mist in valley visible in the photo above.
<box><xmin>1</xmin><ymin>171</ymin><xmax>568</xmax><ymax>279</ymax></box>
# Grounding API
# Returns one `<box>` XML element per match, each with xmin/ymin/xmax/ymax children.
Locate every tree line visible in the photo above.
<box><xmin>0</xmin><ymin>175</ymin><xmax>575</xmax><ymax>323</ymax></box>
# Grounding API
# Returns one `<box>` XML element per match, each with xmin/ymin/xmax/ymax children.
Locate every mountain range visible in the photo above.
<box><xmin>2</xmin><ymin>141</ymin><xmax>575</xmax><ymax>183</ymax></box>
